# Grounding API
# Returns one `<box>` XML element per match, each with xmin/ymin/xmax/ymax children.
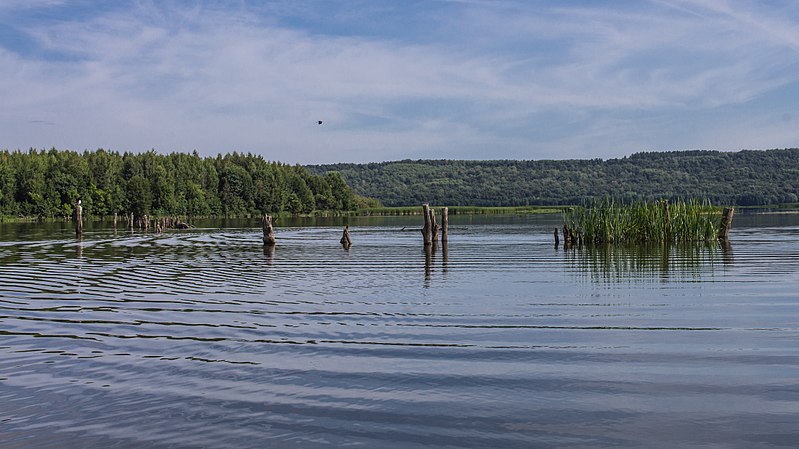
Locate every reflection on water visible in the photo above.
<box><xmin>1</xmin><ymin>214</ymin><xmax>799</xmax><ymax>448</ymax></box>
<box><xmin>423</xmin><ymin>241</ymin><xmax>451</xmax><ymax>287</ymax></box>
<box><xmin>565</xmin><ymin>242</ymin><xmax>733</xmax><ymax>283</ymax></box>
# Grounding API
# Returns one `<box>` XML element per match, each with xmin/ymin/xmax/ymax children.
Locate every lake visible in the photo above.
<box><xmin>1</xmin><ymin>212</ymin><xmax>798</xmax><ymax>448</ymax></box>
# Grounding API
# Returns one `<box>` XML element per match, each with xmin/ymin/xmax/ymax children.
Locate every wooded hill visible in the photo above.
<box><xmin>309</xmin><ymin>148</ymin><xmax>799</xmax><ymax>207</ymax></box>
<box><xmin>0</xmin><ymin>149</ymin><xmax>369</xmax><ymax>219</ymax></box>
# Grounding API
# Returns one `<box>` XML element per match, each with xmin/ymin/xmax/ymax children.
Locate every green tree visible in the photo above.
<box><xmin>126</xmin><ymin>175</ymin><xmax>152</xmax><ymax>216</ymax></box>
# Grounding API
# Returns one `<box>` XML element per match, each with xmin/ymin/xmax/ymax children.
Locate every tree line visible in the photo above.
<box><xmin>0</xmin><ymin>148</ymin><xmax>374</xmax><ymax>219</ymax></box>
<box><xmin>308</xmin><ymin>148</ymin><xmax>799</xmax><ymax>207</ymax></box>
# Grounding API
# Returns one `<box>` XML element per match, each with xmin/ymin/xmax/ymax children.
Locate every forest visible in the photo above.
<box><xmin>4</xmin><ymin>148</ymin><xmax>798</xmax><ymax>219</ymax></box>
<box><xmin>0</xmin><ymin>149</ymin><xmax>371</xmax><ymax>219</ymax></box>
<box><xmin>309</xmin><ymin>148</ymin><xmax>799</xmax><ymax>207</ymax></box>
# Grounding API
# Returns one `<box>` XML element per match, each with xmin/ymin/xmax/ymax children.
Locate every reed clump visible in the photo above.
<box><xmin>562</xmin><ymin>199</ymin><xmax>727</xmax><ymax>245</ymax></box>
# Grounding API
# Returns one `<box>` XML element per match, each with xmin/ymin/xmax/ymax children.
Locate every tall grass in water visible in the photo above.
<box><xmin>562</xmin><ymin>199</ymin><xmax>723</xmax><ymax>244</ymax></box>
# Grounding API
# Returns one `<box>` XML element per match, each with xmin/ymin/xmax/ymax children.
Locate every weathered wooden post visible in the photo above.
<box><xmin>75</xmin><ymin>199</ymin><xmax>83</xmax><ymax>238</ymax></box>
<box><xmin>262</xmin><ymin>215</ymin><xmax>276</xmax><ymax>246</ymax></box>
<box><xmin>430</xmin><ymin>207</ymin><xmax>439</xmax><ymax>242</ymax></box>
<box><xmin>422</xmin><ymin>204</ymin><xmax>432</xmax><ymax>246</ymax></box>
<box><xmin>113</xmin><ymin>212</ymin><xmax>117</xmax><ymax>229</ymax></box>
<box><xmin>340</xmin><ymin>225</ymin><xmax>352</xmax><ymax>249</ymax></box>
<box><xmin>718</xmin><ymin>207</ymin><xmax>735</xmax><ymax>241</ymax></box>
<box><xmin>554</xmin><ymin>227</ymin><xmax>560</xmax><ymax>248</ymax></box>
<box><xmin>441</xmin><ymin>207</ymin><xmax>448</xmax><ymax>242</ymax></box>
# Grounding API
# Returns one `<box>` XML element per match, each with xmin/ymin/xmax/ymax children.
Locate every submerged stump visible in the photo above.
<box><xmin>430</xmin><ymin>207</ymin><xmax>439</xmax><ymax>243</ymax></box>
<box><xmin>422</xmin><ymin>204</ymin><xmax>433</xmax><ymax>246</ymax></box>
<box><xmin>718</xmin><ymin>207</ymin><xmax>735</xmax><ymax>241</ymax></box>
<box><xmin>75</xmin><ymin>200</ymin><xmax>83</xmax><ymax>238</ymax></box>
<box><xmin>340</xmin><ymin>225</ymin><xmax>352</xmax><ymax>249</ymax></box>
<box><xmin>262</xmin><ymin>215</ymin><xmax>276</xmax><ymax>246</ymax></box>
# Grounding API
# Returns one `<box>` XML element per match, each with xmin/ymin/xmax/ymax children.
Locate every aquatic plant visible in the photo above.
<box><xmin>562</xmin><ymin>199</ymin><xmax>728</xmax><ymax>245</ymax></box>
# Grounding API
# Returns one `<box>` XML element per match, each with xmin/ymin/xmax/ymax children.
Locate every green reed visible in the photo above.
<box><xmin>562</xmin><ymin>199</ymin><xmax>723</xmax><ymax>244</ymax></box>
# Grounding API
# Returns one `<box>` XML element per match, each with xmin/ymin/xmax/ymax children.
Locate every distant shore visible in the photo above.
<box><xmin>1</xmin><ymin>205</ymin><xmax>566</xmax><ymax>223</ymax></box>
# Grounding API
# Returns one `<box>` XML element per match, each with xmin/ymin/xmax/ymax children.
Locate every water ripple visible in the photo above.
<box><xmin>1</xmin><ymin>219</ymin><xmax>799</xmax><ymax>448</ymax></box>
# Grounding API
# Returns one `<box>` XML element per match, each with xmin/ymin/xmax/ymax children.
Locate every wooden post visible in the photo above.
<box><xmin>75</xmin><ymin>200</ymin><xmax>83</xmax><ymax>238</ymax></box>
<box><xmin>421</xmin><ymin>204</ymin><xmax>432</xmax><ymax>246</ymax></box>
<box><xmin>113</xmin><ymin>212</ymin><xmax>117</xmax><ymax>229</ymax></box>
<box><xmin>340</xmin><ymin>225</ymin><xmax>352</xmax><ymax>249</ymax></box>
<box><xmin>430</xmin><ymin>207</ymin><xmax>439</xmax><ymax>243</ymax></box>
<box><xmin>262</xmin><ymin>215</ymin><xmax>276</xmax><ymax>246</ymax></box>
<box><xmin>718</xmin><ymin>207</ymin><xmax>735</xmax><ymax>241</ymax></box>
<box><xmin>441</xmin><ymin>207</ymin><xmax>448</xmax><ymax>242</ymax></box>
<box><xmin>554</xmin><ymin>227</ymin><xmax>560</xmax><ymax>247</ymax></box>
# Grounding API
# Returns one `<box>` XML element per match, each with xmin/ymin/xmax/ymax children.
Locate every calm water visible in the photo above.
<box><xmin>1</xmin><ymin>213</ymin><xmax>799</xmax><ymax>448</ymax></box>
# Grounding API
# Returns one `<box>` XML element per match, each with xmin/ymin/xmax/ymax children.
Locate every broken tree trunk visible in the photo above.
<box><xmin>430</xmin><ymin>207</ymin><xmax>439</xmax><ymax>242</ymax></box>
<box><xmin>340</xmin><ymin>225</ymin><xmax>352</xmax><ymax>249</ymax></box>
<box><xmin>262</xmin><ymin>215</ymin><xmax>276</xmax><ymax>246</ymax></box>
<box><xmin>718</xmin><ymin>207</ymin><xmax>735</xmax><ymax>241</ymax></box>
<box><xmin>75</xmin><ymin>200</ymin><xmax>83</xmax><ymax>238</ymax></box>
<box><xmin>422</xmin><ymin>204</ymin><xmax>433</xmax><ymax>246</ymax></box>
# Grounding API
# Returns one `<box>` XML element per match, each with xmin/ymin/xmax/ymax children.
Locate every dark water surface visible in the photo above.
<box><xmin>1</xmin><ymin>213</ymin><xmax>798</xmax><ymax>448</ymax></box>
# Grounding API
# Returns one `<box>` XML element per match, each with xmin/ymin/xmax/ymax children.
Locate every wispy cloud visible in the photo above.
<box><xmin>0</xmin><ymin>0</ymin><xmax>797</xmax><ymax>162</ymax></box>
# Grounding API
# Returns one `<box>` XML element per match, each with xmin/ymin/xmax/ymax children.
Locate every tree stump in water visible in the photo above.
<box><xmin>262</xmin><ymin>215</ymin><xmax>276</xmax><ymax>246</ymax></box>
<box><xmin>75</xmin><ymin>200</ymin><xmax>83</xmax><ymax>238</ymax></box>
<box><xmin>422</xmin><ymin>204</ymin><xmax>433</xmax><ymax>246</ymax></box>
<box><xmin>340</xmin><ymin>225</ymin><xmax>352</xmax><ymax>249</ymax></box>
<box><xmin>430</xmin><ymin>208</ymin><xmax>439</xmax><ymax>242</ymax></box>
<box><xmin>718</xmin><ymin>207</ymin><xmax>735</xmax><ymax>241</ymax></box>
<box><xmin>562</xmin><ymin>225</ymin><xmax>573</xmax><ymax>247</ymax></box>
<box><xmin>554</xmin><ymin>227</ymin><xmax>560</xmax><ymax>247</ymax></box>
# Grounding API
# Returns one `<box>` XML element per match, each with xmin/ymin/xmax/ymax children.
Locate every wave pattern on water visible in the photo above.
<box><xmin>1</xmin><ymin>220</ymin><xmax>799</xmax><ymax>448</ymax></box>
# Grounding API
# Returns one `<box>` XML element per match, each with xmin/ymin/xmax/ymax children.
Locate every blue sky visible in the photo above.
<box><xmin>1</xmin><ymin>0</ymin><xmax>798</xmax><ymax>164</ymax></box>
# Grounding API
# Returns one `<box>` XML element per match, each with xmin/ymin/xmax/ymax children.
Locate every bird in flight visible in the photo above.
<box><xmin>317</xmin><ymin>120</ymin><xmax>323</xmax><ymax>125</ymax></box>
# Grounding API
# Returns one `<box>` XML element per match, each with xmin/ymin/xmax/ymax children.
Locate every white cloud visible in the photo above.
<box><xmin>1</xmin><ymin>1</ymin><xmax>798</xmax><ymax>162</ymax></box>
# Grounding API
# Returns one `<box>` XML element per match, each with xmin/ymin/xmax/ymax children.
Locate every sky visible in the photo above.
<box><xmin>1</xmin><ymin>0</ymin><xmax>798</xmax><ymax>164</ymax></box>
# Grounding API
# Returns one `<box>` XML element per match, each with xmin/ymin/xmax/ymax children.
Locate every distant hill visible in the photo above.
<box><xmin>308</xmin><ymin>148</ymin><xmax>799</xmax><ymax>207</ymax></box>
